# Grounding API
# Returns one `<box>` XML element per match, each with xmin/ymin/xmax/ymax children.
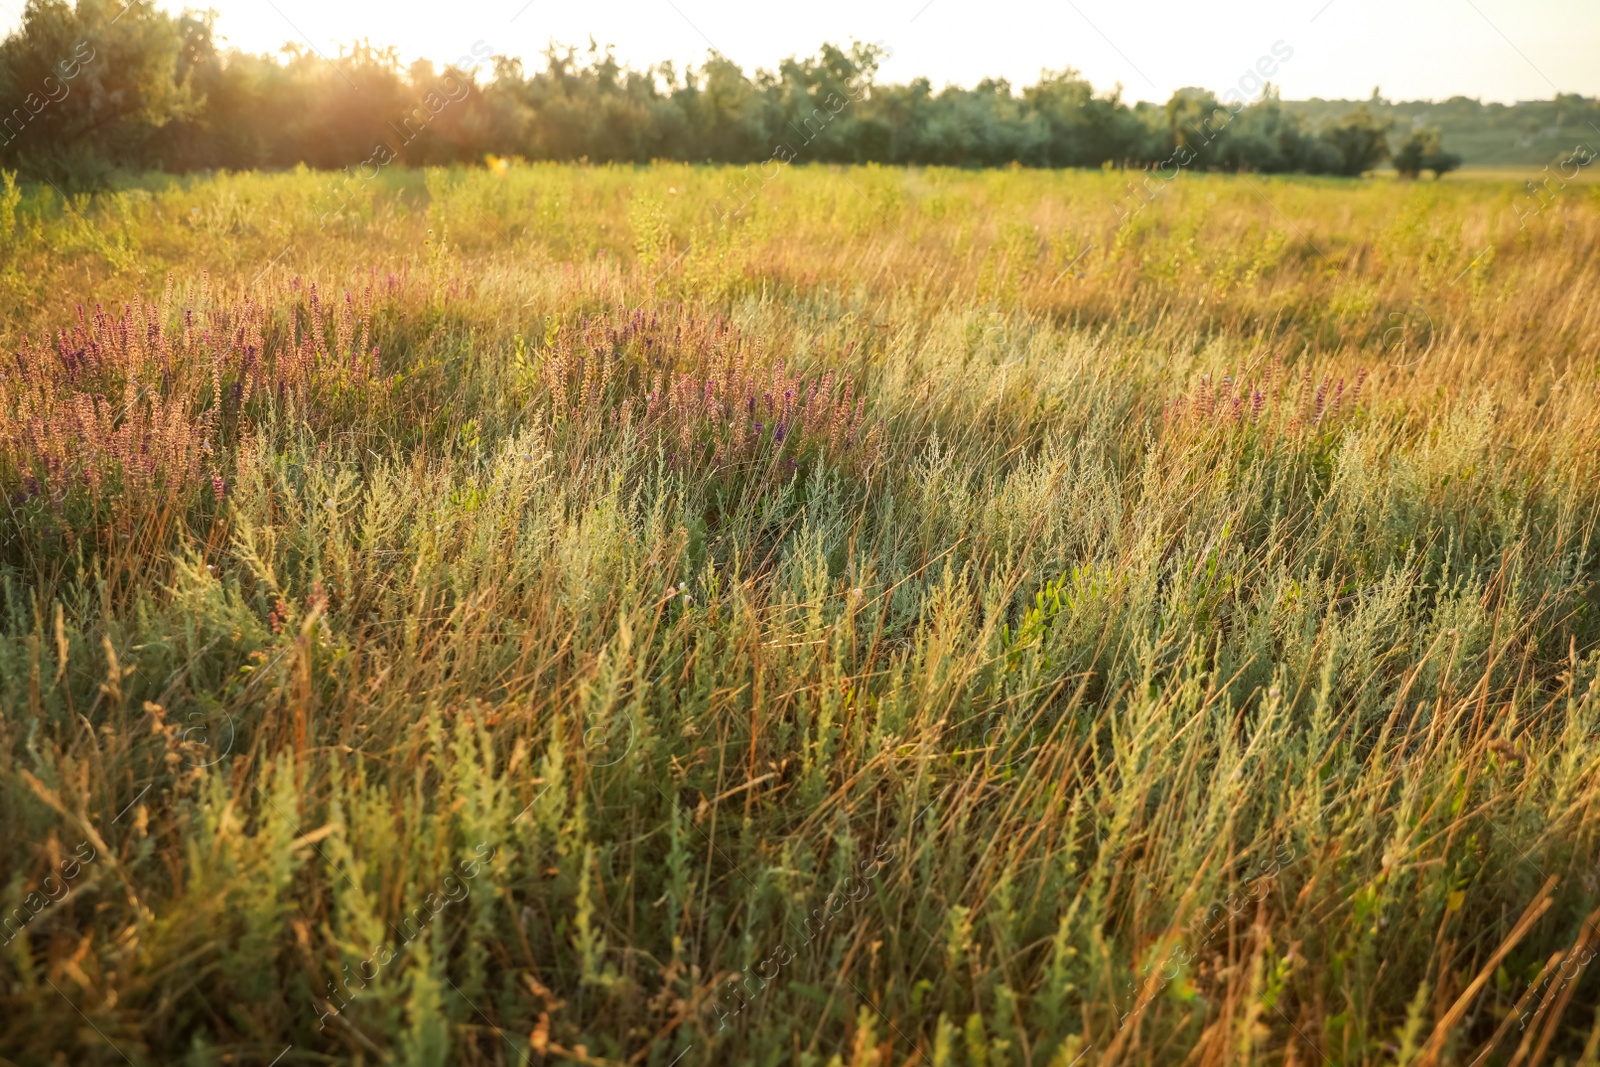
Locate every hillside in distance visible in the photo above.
<box><xmin>1279</xmin><ymin>93</ymin><xmax>1600</xmax><ymax>166</ymax></box>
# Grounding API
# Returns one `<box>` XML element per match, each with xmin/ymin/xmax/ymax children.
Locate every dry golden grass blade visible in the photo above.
<box><xmin>1418</xmin><ymin>877</ymin><xmax>1559</xmax><ymax>1067</ymax></box>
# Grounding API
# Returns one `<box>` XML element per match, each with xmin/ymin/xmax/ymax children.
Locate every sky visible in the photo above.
<box><xmin>2</xmin><ymin>0</ymin><xmax>1596</xmax><ymax>104</ymax></box>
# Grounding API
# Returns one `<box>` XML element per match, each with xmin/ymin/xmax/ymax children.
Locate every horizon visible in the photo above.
<box><xmin>2</xmin><ymin>0</ymin><xmax>1596</xmax><ymax>106</ymax></box>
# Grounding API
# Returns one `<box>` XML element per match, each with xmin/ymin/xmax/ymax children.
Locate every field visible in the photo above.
<box><xmin>2</xmin><ymin>162</ymin><xmax>1600</xmax><ymax>1067</ymax></box>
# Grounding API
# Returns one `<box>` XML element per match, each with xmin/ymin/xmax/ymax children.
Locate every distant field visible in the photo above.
<box><xmin>1436</xmin><ymin>164</ymin><xmax>1600</xmax><ymax>183</ymax></box>
<box><xmin>2</xmin><ymin>164</ymin><xmax>1599</xmax><ymax>1067</ymax></box>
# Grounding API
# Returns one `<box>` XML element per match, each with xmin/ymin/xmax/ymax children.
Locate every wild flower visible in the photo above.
<box><xmin>1163</xmin><ymin>355</ymin><xmax>1369</xmax><ymax>437</ymax></box>
<box><xmin>535</xmin><ymin>307</ymin><xmax>884</xmax><ymax>479</ymax></box>
<box><xmin>0</xmin><ymin>272</ymin><xmax>393</xmax><ymax>526</ymax></box>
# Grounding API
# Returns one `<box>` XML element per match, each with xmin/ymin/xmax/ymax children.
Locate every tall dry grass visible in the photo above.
<box><xmin>1</xmin><ymin>162</ymin><xmax>1599</xmax><ymax>1067</ymax></box>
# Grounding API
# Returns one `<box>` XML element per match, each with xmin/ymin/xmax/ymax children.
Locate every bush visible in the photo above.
<box><xmin>1394</xmin><ymin>127</ymin><xmax>1462</xmax><ymax>178</ymax></box>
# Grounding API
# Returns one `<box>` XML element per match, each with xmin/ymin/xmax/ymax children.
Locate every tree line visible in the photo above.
<box><xmin>1</xmin><ymin>0</ymin><xmax>1467</xmax><ymax>185</ymax></box>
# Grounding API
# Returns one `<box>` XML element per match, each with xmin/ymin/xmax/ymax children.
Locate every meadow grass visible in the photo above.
<box><xmin>1</xmin><ymin>162</ymin><xmax>1599</xmax><ymax>1067</ymax></box>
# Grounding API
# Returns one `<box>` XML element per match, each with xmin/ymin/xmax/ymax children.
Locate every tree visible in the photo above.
<box><xmin>2</xmin><ymin>15</ymin><xmax>1529</xmax><ymax>181</ymax></box>
<box><xmin>0</xmin><ymin>0</ymin><xmax>202</xmax><ymax>184</ymax></box>
<box><xmin>1423</xmin><ymin>143</ymin><xmax>1462</xmax><ymax>179</ymax></box>
<box><xmin>1318</xmin><ymin>105</ymin><xmax>1391</xmax><ymax>177</ymax></box>
<box><xmin>1393</xmin><ymin>127</ymin><xmax>1461</xmax><ymax>179</ymax></box>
